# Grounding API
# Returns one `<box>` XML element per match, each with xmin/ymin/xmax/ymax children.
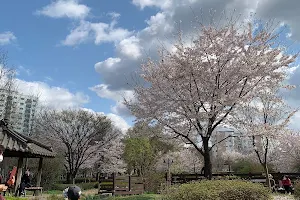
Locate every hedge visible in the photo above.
<box><xmin>162</xmin><ymin>180</ymin><xmax>271</xmax><ymax>200</ymax></box>
<box><xmin>51</xmin><ymin>182</ymin><xmax>98</xmax><ymax>191</ymax></box>
<box><xmin>294</xmin><ymin>181</ymin><xmax>300</xmax><ymax>198</ymax></box>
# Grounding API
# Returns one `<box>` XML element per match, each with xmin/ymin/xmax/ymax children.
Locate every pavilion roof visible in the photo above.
<box><xmin>0</xmin><ymin>119</ymin><xmax>55</xmax><ymax>158</ymax></box>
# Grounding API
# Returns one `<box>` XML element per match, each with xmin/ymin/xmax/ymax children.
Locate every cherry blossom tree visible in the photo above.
<box><xmin>35</xmin><ymin>109</ymin><xmax>118</xmax><ymax>183</ymax></box>
<box><xmin>95</xmin><ymin>136</ymin><xmax>126</xmax><ymax>174</ymax></box>
<box><xmin>232</xmin><ymin>87</ymin><xmax>297</xmax><ymax>188</ymax></box>
<box><xmin>217</xmin><ymin>151</ymin><xmax>246</xmax><ymax>172</ymax></box>
<box><xmin>156</xmin><ymin>147</ymin><xmax>203</xmax><ymax>173</ymax></box>
<box><xmin>275</xmin><ymin>131</ymin><xmax>300</xmax><ymax>172</ymax></box>
<box><xmin>125</xmin><ymin>19</ymin><xmax>297</xmax><ymax>179</ymax></box>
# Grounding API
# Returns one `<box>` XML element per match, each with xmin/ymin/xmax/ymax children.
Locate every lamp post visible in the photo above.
<box><xmin>164</xmin><ymin>158</ymin><xmax>173</xmax><ymax>187</ymax></box>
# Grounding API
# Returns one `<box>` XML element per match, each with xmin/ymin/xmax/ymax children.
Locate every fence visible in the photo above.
<box><xmin>99</xmin><ymin>173</ymin><xmax>144</xmax><ymax>195</ymax></box>
<box><xmin>169</xmin><ymin>172</ymin><xmax>300</xmax><ymax>185</ymax></box>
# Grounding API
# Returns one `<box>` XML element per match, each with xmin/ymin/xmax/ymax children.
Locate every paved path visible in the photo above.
<box><xmin>273</xmin><ymin>195</ymin><xmax>295</xmax><ymax>200</ymax></box>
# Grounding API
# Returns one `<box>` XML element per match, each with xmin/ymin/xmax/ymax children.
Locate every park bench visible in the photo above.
<box><xmin>24</xmin><ymin>186</ymin><xmax>43</xmax><ymax>196</ymax></box>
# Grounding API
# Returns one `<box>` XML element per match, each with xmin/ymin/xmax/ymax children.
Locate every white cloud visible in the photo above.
<box><xmin>94</xmin><ymin>57</ymin><xmax>122</xmax><ymax>73</ymax></box>
<box><xmin>15</xmin><ymin>79</ymin><xmax>89</xmax><ymax>109</ymax></box>
<box><xmin>62</xmin><ymin>21</ymin><xmax>92</xmax><ymax>46</ymax></box>
<box><xmin>90</xmin><ymin>84</ymin><xmax>134</xmax><ymax>102</ymax></box>
<box><xmin>36</xmin><ymin>0</ymin><xmax>90</xmax><ymax>19</ymax></box>
<box><xmin>90</xmin><ymin>84</ymin><xmax>134</xmax><ymax>117</ymax></box>
<box><xmin>289</xmin><ymin>111</ymin><xmax>300</xmax><ymax>130</ymax></box>
<box><xmin>36</xmin><ymin>1</ymin><xmax>131</xmax><ymax>46</ymax></box>
<box><xmin>91</xmin><ymin>22</ymin><xmax>132</xmax><ymax>45</ymax></box>
<box><xmin>62</xmin><ymin>20</ymin><xmax>132</xmax><ymax>46</ymax></box>
<box><xmin>144</xmin><ymin>12</ymin><xmax>173</xmax><ymax>35</ymax></box>
<box><xmin>107</xmin><ymin>113</ymin><xmax>130</xmax><ymax>133</ymax></box>
<box><xmin>118</xmin><ymin>36</ymin><xmax>142</xmax><ymax>59</ymax></box>
<box><xmin>132</xmin><ymin>0</ymin><xmax>172</xmax><ymax>9</ymax></box>
<box><xmin>111</xmin><ymin>101</ymin><xmax>132</xmax><ymax>117</ymax></box>
<box><xmin>0</xmin><ymin>32</ymin><xmax>16</xmax><ymax>45</ymax></box>
<box><xmin>81</xmin><ymin>108</ymin><xmax>130</xmax><ymax>133</ymax></box>
<box><xmin>108</xmin><ymin>12</ymin><xmax>121</xmax><ymax>19</ymax></box>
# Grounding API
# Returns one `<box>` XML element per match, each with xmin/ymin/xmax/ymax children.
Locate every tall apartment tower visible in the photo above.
<box><xmin>210</xmin><ymin>126</ymin><xmax>253</xmax><ymax>169</ymax></box>
<box><xmin>0</xmin><ymin>89</ymin><xmax>38</xmax><ymax>136</ymax></box>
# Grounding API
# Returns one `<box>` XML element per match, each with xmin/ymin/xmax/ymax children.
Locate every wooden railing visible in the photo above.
<box><xmin>99</xmin><ymin>173</ymin><xmax>144</xmax><ymax>195</ymax></box>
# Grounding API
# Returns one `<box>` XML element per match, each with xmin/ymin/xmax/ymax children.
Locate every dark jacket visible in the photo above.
<box><xmin>21</xmin><ymin>174</ymin><xmax>30</xmax><ymax>184</ymax></box>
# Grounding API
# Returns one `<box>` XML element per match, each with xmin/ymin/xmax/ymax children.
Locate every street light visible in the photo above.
<box><xmin>164</xmin><ymin>158</ymin><xmax>173</xmax><ymax>187</ymax></box>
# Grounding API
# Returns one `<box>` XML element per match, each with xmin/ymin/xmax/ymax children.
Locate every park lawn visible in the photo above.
<box><xmin>109</xmin><ymin>194</ymin><xmax>161</xmax><ymax>200</ymax></box>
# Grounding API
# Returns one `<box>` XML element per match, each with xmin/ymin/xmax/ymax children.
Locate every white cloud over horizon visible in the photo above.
<box><xmin>81</xmin><ymin>108</ymin><xmax>130</xmax><ymax>133</ymax></box>
<box><xmin>15</xmin><ymin>78</ymin><xmax>89</xmax><ymax>109</ymax></box>
<box><xmin>14</xmin><ymin>77</ymin><xmax>131</xmax><ymax>133</ymax></box>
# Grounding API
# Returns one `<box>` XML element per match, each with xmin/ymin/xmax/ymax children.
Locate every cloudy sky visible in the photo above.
<box><xmin>1</xmin><ymin>0</ymin><xmax>300</xmax><ymax>132</ymax></box>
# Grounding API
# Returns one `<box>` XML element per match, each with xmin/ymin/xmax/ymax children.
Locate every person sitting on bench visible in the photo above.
<box><xmin>18</xmin><ymin>169</ymin><xmax>32</xmax><ymax>196</ymax></box>
<box><xmin>282</xmin><ymin>175</ymin><xmax>292</xmax><ymax>194</ymax></box>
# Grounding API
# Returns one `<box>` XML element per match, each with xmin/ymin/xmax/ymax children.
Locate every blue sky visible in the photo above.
<box><xmin>1</xmin><ymin>0</ymin><xmax>300</xmax><ymax>132</ymax></box>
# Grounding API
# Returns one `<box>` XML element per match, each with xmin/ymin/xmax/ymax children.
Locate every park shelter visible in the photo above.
<box><xmin>0</xmin><ymin>119</ymin><xmax>55</xmax><ymax>194</ymax></box>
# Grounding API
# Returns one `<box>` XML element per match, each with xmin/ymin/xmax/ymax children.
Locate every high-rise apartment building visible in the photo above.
<box><xmin>0</xmin><ymin>89</ymin><xmax>38</xmax><ymax>135</ymax></box>
<box><xmin>210</xmin><ymin>126</ymin><xmax>253</xmax><ymax>157</ymax></box>
<box><xmin>210</xmin><ymin>126</ymin><xmax>254</xmax><ymax>172</ymax></box>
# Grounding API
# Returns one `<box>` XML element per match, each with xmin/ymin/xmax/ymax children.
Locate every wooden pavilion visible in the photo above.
<box><xmin>0</xmin><ymin>119</ymin><xmax>55</xmax><ymax>195</ymax></box>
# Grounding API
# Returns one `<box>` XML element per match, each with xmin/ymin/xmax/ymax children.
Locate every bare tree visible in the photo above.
<box><xmin>0</xmin><ymin>50</ymin><xmax>17</xmax><ymax>121</ymax></box>
<box><xmin>35</xmin><ymin>109</ymin><xmax>118</xmax><ymax>183</ymax></box>
<box><xmin>125</xmin><ymin>19</ymin><xmax>297</xmax><ymax>179</ymax></box>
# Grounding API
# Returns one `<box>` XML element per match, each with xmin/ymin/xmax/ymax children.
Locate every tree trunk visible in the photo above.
<box><xmin>72</xmin><ymin>172</ymin><xmax>76</xmax><ymax>184</ymax></box>
<box><xmin>264</xmin><ymin>163</ymin><xmax>271</xmax><ymax>190</ymax></box>
<box><xmin>66</xmin><ymin>173</ymin><xmax>71</xmax><ymax>184</ymax></box>
<box><xmin>203</xmin><ymin>137</ymin><xmax>212</xmax><ymax>179</ymax></box>
<box><xmin>66</xmin><ymin>172</ymin><xmax>76</xmax><ymax>184</ymax></box>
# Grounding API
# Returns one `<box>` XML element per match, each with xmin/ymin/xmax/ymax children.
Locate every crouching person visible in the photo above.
<box><xmin>63</xmin><ymin>186</ymin><xmax>81</xmax><ymax>200</ymax></box>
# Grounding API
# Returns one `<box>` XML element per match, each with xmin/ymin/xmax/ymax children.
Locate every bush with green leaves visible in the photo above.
<box><xmin>144</xmin><ymin>172</ymin><xmax>165</xmax><ymax>193</ymax></box>
<box><xmin>294</xmin><ymin>181</ymin><xmax>300</xmax><ymax>199</ymax></box>
<box><xmin>51</xmin><ymin>182</ymin><xmax>98</xmax><ymax>191</ymax></box>
<box><xmin>162</xmin><ymin>180</ymin><xmax>271</xmax><ymax>200</ymax></box>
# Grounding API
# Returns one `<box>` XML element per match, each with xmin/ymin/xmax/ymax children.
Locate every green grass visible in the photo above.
<box><xmin>45</xmin><ymin>190</ymin><xmax>62</xmax><ymax>195</ymax></box>
<box><xmin>109</xmin><ymin>194</ymin><xmax>161</xmax><ymax>200</ymax></box>
<box><xmin>4</xmin><ymin>197</ymin><xmax>27</xmax><ymax>200</ymax></box>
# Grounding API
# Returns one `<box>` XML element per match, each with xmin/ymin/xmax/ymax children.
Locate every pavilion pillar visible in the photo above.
<box><xmin>35</xmin><ymin>157</ymin><xmax>43</xmax><ymax>196</ymax></box>
<box><xmin>24</xmin><ymin>158</ymin><xmax>28</xmax><ymax>170</ymax></box>
<box><xmin>14</xmin><ymin>157</ymin><xmax>24</xmax><ymax>195</ymax></box>
<box><xmin>36</xmin><ymin>157</ymin><xmax>43</xmax><ymax>187</ymax></box>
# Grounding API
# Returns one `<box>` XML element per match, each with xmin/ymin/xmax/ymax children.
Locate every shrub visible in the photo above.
<box><xmin>231</xmin><ymin>159</ymin><xmax>276</xmax><ymax>174</ymax></box>
<box><xmin>294</xmin><ymin>181</ymin><xmax>300</xmax><ymax>198</ymax></box>
<box><xmin>162</xmin><ymin>180</ymin><xmax>271</xmax><ymax>200</ymax></box>
<box><xmin>74</xmin><ymin>178</ymin><xmax>97</xmax><ymax>184</ymax></box>
<box><xmin>51</xmin><ymin>182</ymin><xmax>98</xmax><ymax>191</ymax></box>
<box><xmin>144</xmin><ymin>172</ymin><xmax>165</xmax><ymax>193</ymax></box>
